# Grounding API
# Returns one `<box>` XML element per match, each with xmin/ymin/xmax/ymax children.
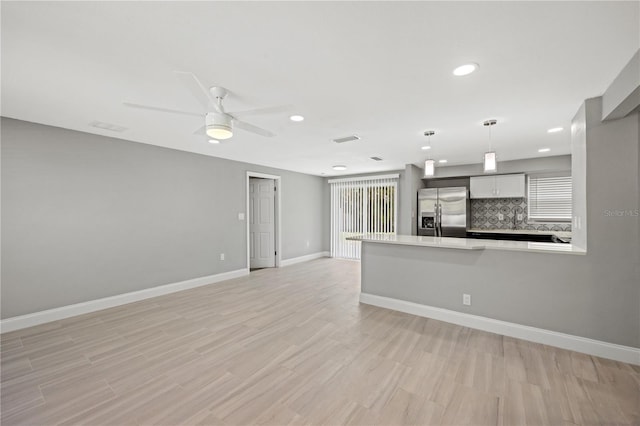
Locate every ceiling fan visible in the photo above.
<box><xmin>124</xmin><ymin>71</ymin><xmax>290</xmax><ymax>140</ymax></box>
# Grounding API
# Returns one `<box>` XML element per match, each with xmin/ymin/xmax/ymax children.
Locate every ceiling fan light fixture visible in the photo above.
<box><xmin>206</xmin><ymin>113</ymin><xmax>233</xmax><ymax>140</ymax></box>
<box><xmin>206</xmin><ymin>125</ymin><xmax>232</xmax><ymax>140</ymax></box>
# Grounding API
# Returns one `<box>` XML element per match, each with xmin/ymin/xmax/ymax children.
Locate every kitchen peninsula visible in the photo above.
<box><xmin>350</xmin><ymin>227</ymin><xmax>638</xmax><ymax>365</ymax></box>
<box><xmin>367</xmin><ymin>90</ymin><xmax>640</xmax><ymax>365</ymax></box>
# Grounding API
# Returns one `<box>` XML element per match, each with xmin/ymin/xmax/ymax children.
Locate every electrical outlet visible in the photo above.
<box><xmin>220</xmin><ymin>253</ymin><xmax>225</xmax><ymax>261</ymax></box>
<box><xmin>238</xmin><ymin>212</ymin><xmax>245</xmax><ymax>221</ymax></box>
<box><xmin>463</xmin><ymin>294</ymin><xmax>471</xmax><ymax>306</ymax></box>
<box><xmin>498</xmin><ymin>213</ymin><xmax>504</xmax><ymax>221</ymax></box>
<box><xmin>517</xmin><ymin>213</ymin><xmax>523</xmax><ymax>221</ymax></box>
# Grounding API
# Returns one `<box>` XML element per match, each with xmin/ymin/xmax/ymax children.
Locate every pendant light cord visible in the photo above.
<box><xmin>488</xmin><ymin>124</ymin><xmax>492</xmax><ymax>151</ymax></box>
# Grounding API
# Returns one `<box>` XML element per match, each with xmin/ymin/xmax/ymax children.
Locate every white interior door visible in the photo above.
<box><xmin>249</xmin><ymin>178</ymin><xmax>275</xmax><ymax>269</ymax></box>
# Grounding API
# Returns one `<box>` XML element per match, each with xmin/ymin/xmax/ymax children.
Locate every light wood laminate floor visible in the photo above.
<box><xmin>1</xmin><ymin>259</ymin><xmax>639</xmax><ymax>425</ymax></box>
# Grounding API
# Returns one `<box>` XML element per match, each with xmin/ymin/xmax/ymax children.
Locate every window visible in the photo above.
<box><xmin>329</xmin><ymin>174</ymin><xmax>398</xmax><ymax>259</ymax></box>
<box><xmin>527</xmin><ymin>174</ymin><xmax>572</xmax><ymax>222</ymax></box>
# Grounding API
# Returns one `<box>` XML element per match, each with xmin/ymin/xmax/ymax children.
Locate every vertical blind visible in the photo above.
<box><xmin>329</xmin><ymin>174</ymin><xmax>398</xmax><ymax>259</ymax></box>
<box><xmin>528</xmin><ymin>175</ymin><xmax>573</xmax><ymax>221</ymax></box>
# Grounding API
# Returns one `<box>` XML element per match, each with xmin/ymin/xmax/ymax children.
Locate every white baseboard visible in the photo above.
<box><xmin>360</xmin><ymin>293</ymin><xmax>640</xmax><ymax>365</ymax></box>
<box><xmin>0</xmin><ymin>269</ymin><xmax>249</xmax><ymax>334</ymax></box>
<box><xmin>280</xmin><ymin>251</ymin><xmax>330</xmax><ymax>267</ymax></box>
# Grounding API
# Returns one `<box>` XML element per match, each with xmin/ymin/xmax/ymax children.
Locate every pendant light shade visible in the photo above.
<box><xmin>483</xmin><ymin>151</ymin><xmax>497</xmax><ymax>173</ymax></box>
<box><xmin>424</xmin><ymin>159</ymin><xmax>435</xmax><ymax>177</ymax></box>
<box><xmin>483</xmin><ymin>119</ymin><xmax>498</xmax><ymax>173</ymax></box>
<box><xmin>423</xmin><ymin>130</ymin><xmax>436</xmax><ymax>177</ymax></box>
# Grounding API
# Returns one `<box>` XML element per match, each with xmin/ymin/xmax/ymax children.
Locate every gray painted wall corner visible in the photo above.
<box><xmin>1</xmin><ymin>118</ymin><xmax>327</xmax><ymax>318</ymax></box>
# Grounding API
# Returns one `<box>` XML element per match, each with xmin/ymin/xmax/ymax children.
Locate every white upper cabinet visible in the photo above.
<box><xmin>470</xmin><ymin>174</ymin><xmax>525</xmax><ymax>198</ymax></box>
<box><xmin>497</xmin><ymin>174</ymin><xmax>526</xmax><ymax>197</ymax></box>
<box><xmin>469</xmin><ymin>176</ymin><xmax>496</xmax><ymax>198</ymax></box>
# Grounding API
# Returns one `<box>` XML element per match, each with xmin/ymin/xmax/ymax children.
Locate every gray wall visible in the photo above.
<box><xmin>571</xmin><ymin>102</ymin><xmax>588</xmax><ymax>250</ymax></box>
<box><xmin>602</xmin><ymin>49</ymin><xmax>640</xmax><ymax>120</ymax></box>
<box><xmin>399</xmin><ymin>164</ymin><xmax>424</xmax><ymax>236</ymax></box>
<box><xmin>362</xmin><ymin>101</ymin><xmax>639</xmax><ymax>348</ymax></box>
<box><xmin>1</xmin><ymin>118</ymin><xmax>327</xmax><ymax>318</ymax></box>
<box><xmin>423</xmin><ymin>177</ymin><xmax>470</xmax><ymax>189</ymax></box>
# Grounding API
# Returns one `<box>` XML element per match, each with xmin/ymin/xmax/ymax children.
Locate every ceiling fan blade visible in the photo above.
<box><xmin>233</xmin><ymin>119</ymin><xmax>275</xmax><ymax>137</ymax></box>
<box><xmin>174</xmin><ymin>71</ymin><xmax>219</xmax><ymax>111</ymax></box>
<box><xmin>228</xmin><ymin>104</ymin><xmax>293</xmax><ymax>119</ymax></box>
<box><xmin>123</xmin><ymin>102</ymin><xmax>202</xmax><ymax>117</ymax></box>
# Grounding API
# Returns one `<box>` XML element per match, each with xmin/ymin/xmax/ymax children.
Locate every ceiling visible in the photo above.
<box><xmin>2</xmin><ymin>2</ymin><xmax>638</xmax><ymax>176</ymax></box>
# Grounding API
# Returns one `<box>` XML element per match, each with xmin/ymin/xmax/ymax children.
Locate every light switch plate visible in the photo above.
<box><xmin>238</xmin><ymin>213</ymin><xmax>245</xmax><ymax>221</ymax></box>
<box><xmin>498</xmin><ymin>213</ymin><xmax>504</xmax><ymax>221</ymax></box>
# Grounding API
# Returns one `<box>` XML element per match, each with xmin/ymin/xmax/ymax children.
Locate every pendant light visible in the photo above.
<box><xmin>483</xmin><ymin>119</ymin><xmax>498</xmax><ymax>173</ymax></box>
<box><xmin>423</xmin><ymin>130</ymin><xmax>435</xmax><ymax>177</ymax></box>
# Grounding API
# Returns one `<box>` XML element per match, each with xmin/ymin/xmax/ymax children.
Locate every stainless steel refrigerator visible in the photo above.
<box><xmin>417</xmin><ymin>187</ymin><xmax>470</xmax><ymax>237</ymax></box>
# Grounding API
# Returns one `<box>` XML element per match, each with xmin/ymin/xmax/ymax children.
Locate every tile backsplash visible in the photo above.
<box><xmin>471</xmin><ymin>197</ymin><xmax>572</xmax><ymax>232</ymax></box>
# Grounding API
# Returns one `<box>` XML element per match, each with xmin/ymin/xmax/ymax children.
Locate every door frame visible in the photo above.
<box><xmin>246</xmin><ymin>171</ymin><xmax>281</xmax><ymax>269</ymax></box>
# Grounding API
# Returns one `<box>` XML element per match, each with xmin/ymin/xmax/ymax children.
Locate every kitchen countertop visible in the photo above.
<box><xmin>348</xmin><ymin>234</ymin><xmax>586</xmax><ymax>255</ymax></box>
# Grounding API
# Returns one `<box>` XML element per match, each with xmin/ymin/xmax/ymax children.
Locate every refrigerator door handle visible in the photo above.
<box><xmin>437</xmin><ymin>203</ymin><xmax>442</xmax><ymax>237</ymax></box>
<box><xmin>433</xmin><ymin>204</ymin><xmax>437</xmax><ymax>236</ymax></box>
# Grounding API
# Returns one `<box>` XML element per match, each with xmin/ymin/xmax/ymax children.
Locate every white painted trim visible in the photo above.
<box><xmin>246</xmin><ymin>172</ymin><xmax>282</xmax><ymax>269</ymax></box>
<box><xmin>359</xmin><ymin>293</ymin><xmax>640</xmax><ymax>365</ymax></box>
<box><xmin>0</xmin><ymin>269</ymin><xmax>249</xmax><ymax>334</ymax></box>
<box><xmin>328</xmin><ymin>173</ymin><xmax>400</xmax><ymax>184</ymax></box>
<box><xmin>280</xmin><ymin>251</ymin><xmax>330</xmax><ymax>267</ymax></box>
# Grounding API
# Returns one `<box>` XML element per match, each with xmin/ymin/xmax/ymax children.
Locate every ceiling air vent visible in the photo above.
<box><xmin>370</xmin><ymin>156</ymin><xmax>383</xmax><ymax>161</ymax></box>
<box><xmin>333</xmin><ymin>135</ymin><xmax>360</xmax><ymax>144</ymax></box>
<box><xmin>89</xmin><ymin>121</ymin><xmax>128</xmax><ymax>132</ymax></box>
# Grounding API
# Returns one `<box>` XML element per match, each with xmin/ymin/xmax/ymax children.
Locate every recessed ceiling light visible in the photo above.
<box><xmin>421</xmin><ymin>145</ymin><xmax>431</xmax><ymax>150</ymax></box>
<box><xmin>538</xmin><ymin>148</ymin><xmax>551</xmax><ymax>153</ymax></box>
<box><xmin>438</xmin><ymin>159</ymin><xmax>448</xmax><ymax>164</ymax></box>
<box><xmin>547</xmin><ymin>127</ymin><xmax>563</xmax><ymax>133</ymax></box>
<box><xmin>332</xmin><ymin>165</ymin><xmax>347</xmax><ymax>171</ymax></box>
<box><xmin>208</xmin><ymin>139</ymin><xmax>220</xmax><ymax>144</ymax></box>
<box><xmin>453</xmin><ymin>63</ymin><xmax>478</xmax><ymax>76</ymax></box>
<box><xmin>289</xmin><ymin>115</ymin><xmax>304</xmax><ymax>122</ymax></box>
